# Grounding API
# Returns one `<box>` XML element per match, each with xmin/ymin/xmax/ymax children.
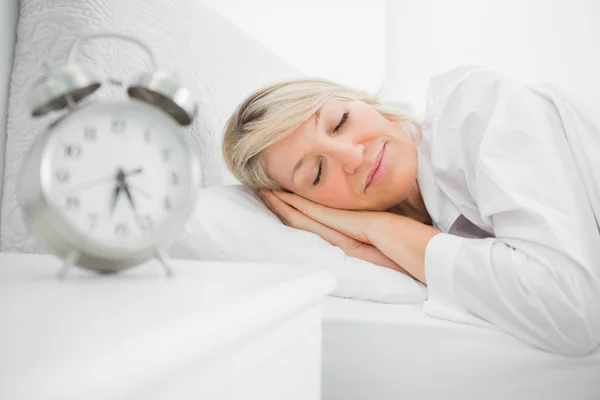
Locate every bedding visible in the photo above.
<box><xmin>169</xmin><ymin>185</ymin><xmax>428</xmax><ymax>303</ymax></box>
<box><xmin>322</xmin><ymin>297</ymin><xmax>600</xmax><ymax>400</ymax></box>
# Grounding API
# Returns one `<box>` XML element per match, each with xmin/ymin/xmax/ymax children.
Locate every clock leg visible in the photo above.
<box><xmin>57</xmin><ymin>249</ymin><xmax>80</xmax><ymax>280</ymax></box>
<box><xmin>155</xmin><ymin>248</ymin><xmax>174</xmax><ymax>278</ymax></box>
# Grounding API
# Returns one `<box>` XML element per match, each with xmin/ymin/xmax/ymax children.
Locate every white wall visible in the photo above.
<box><xmin>201</xmin><ymin>0</ymin><xmax>386</xmax><ymax>92</ymax></box>
<box><xmin>385</xmin><ymin>0</ymin><xmax>600</xmax><ymax>115</ymax></box>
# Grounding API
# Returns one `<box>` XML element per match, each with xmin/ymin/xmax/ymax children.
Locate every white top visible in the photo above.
<box><xmin>418</xmin><ymin>66</ymin><xmax>600</xmax><ymax>356</ymax></box>
<box><xmin>0</xmin><ymin>253</ymin><xmax>335</xmax><ymax>399</ymax></box>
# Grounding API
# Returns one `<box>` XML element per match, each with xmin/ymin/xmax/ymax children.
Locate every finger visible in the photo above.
<box><xmin>267</xmin><ymin>191</ymin><xmax>323</xmax><ymax>229</ymax></box>
<box><xmin>267</xmin><ymin>193</ymin><xmax>363</xmax><ymax>249</ymax></box>
<box><xmin>257</xmin><ymin>190</ymin><xmax>269</xmax><ymax>207</ymax></box>
<box><xmin>273</xmin><ymin>191</ymin><xmax>336</xmax><ymax>219</ymax></box>
<box><xmin>272</xmin><ymin>191</ymin><xmax>313</xmax><ymax>211</ymax></box>
<box><xmin>273</xmin><ymin>191</ymin><xmax>372</xmax><ymax>244</ymax></box>
<box><xmin>273</xmin><ymin>190</ymin><xmax>351</xmax><ymax>229</ymax></box>
<box><xmin>262</xmin><ymin>191</ymin><xmax>294</xmax><ymax>225</ymax></box>
<box><xmin>258</xmin><ymin>191</ymin><xmax>281</xmax><ymax>221</ymax></box>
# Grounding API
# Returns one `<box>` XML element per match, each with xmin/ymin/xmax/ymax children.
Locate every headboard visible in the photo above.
<box><xmin>0</xmin><ymin>0</ymin><xmax>19</xmax><ymax>241</ymax></box>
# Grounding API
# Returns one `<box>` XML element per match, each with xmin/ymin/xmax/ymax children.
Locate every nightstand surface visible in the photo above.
<box><xmin>0</xmin><ymin>252</ymin><xmax>336</xmax><ymax>400</ymax></box>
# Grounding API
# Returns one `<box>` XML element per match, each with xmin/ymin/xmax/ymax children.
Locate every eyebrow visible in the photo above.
<box><xmin>291</xmin><ymin>108</ymin><xmax>321</xmax><ymax>186</ymax></box>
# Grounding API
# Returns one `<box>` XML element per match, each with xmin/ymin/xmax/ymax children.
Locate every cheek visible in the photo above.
<box><xmin>388</xmin><ymin>144</ymin><xmax>419</xmax><ymax>193</ymax></box>
<box><xmin>310</xmin><ymin>184</ymin><xmax>356</xmax><ymax>209</ymax></box>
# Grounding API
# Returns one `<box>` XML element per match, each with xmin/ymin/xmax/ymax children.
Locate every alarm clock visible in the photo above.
<box><xmin>18</xmin><ymin>32</ymin><xmax>201</xmax><ymax>277</ymax></box>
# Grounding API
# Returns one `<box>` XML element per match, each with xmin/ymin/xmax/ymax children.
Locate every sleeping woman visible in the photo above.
<box><xmin>222</xmin><ymin>65</ymin><xmax>600</xmax><ymax>356</ymax></box>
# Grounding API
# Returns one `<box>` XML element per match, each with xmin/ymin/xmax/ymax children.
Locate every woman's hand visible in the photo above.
<box><xmin>259</xmin><ymin>190</ymin><xmax>412</xmax><ymax>277</ymax></box>
<box><xmin>259</xmin><ymin>190</ymin><xmax>368</xmax><ymax>251</ymax></box>
<box><xmin>262</xmin><ymin>191</ymin><xmax>376</xmax><ymax>244</ymax></box>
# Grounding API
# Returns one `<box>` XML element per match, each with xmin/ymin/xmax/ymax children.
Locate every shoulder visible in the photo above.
<box><xmin>423</xmin><ymin>65</ymin><xmax>523</xmax><ymax>129</ymax></box>
<box><xmin>420</xmin><ymin>66</ymin><xmax>506</xmax><ymax>167</ymax></box>
<box><xmin>420</xmin><ymin>66</ymin><xmax>569</xmax><ymax>193</ymax></box>
<box><xmin>422</xmin><ymin>65</ymin><xmax>551</xmax><ymax>154</ymax></box>
<box><xmin>426</xmin><ymin>65</ymin><xmax>499</xmax><ymax>101</ymax></box>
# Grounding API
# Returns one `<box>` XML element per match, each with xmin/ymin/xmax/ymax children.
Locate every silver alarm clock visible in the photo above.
<box><xmin>18</xmin><ymin>32</ymin><xmax>201</xmax><ymax>277</ymax></box>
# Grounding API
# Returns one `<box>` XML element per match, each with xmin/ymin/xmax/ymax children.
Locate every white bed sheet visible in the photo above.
<box><xmin>321</xmin><ymin>297</ymin><xmax>600</xmax><ymax>400</ymax></box>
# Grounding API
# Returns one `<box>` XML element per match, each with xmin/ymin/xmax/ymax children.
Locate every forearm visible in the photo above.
<box><xmin>264</xmin><ymin>190</ymin><xmax>439</xmax><ymax>281</ymax></box>
<box><xmin>345</xmin><ymin>242</ymin><xmax>412</xmax><ymax>276</ymax></box>
<box><xmin>425</xmin><ymin>233</ymin><xmax>600</xmax><ymax>355</ymax></box>
<box><xmin>365</xmin><ymin>213</ymin><xmax>441</xmax><ymax>284</ymax></box>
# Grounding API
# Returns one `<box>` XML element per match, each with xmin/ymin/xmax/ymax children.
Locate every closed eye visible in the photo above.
<box><xmin>313</xmin><ymin>159</ymin><xmax>323</xmax><ymax>186</ymax></box>
<box><xmin>313</xmin><ymin>112</ymin><xmax>349</xmax><ymax>186</ymax></box>
<box><xmin>332</xmin><ymin>112</ymin><xmax>349</xmax><ymax>134</ymax></box>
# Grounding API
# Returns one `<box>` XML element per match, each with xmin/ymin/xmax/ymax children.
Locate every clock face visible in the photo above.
<box><xmin>42</xmin><ymin>101</ymin><xmax>197</xmax><ymax>250</ymax></box>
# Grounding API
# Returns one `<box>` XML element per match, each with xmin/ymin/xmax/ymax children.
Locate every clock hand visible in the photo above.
<box><xmin>123</xmin><ymin>167</ymin><xmax>144</xmax><ymax>178</ymax></box>
<box><xmin>121</xmin><ymin>180</ymin><xmax>150</xmax><ymax>231</ymax></box>
<box><xmin>110</xmin><ymin>167</ymin><xmax>130</xmax><ymax>216</ymax></box>
<box><xmin>113</xmin><ymin>168</ymin><xmax>151</xmax><ymax>226</ymax></box>
<box><xmin>63</xmin><ymin>175</ymin><xmax>114</xmax><ymax>193</ymax></box>
<box><xmin>116</xmin><ymin>168</ymin><xmax>126</xmax><ymax>182</ymax></box>
<box><xmin>109</xmin><ymin>183</ymin><xmax>122</xmax><ymax>216</ymax></box>
<box><xmin>122</xmin><ymin>181</ymin><xmax>137</xmax><ymax>211</ymax></box>
<box><xmin>61</xmin><ymin>167</ymin><xmax>144</xmax><ymax>193</ymax></box>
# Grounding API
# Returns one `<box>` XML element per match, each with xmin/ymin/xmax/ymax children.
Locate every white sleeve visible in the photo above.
<box><xmin>422</xmin><ymin>68</ymin><xmax>600</xmax><ymax>356</ymax></box>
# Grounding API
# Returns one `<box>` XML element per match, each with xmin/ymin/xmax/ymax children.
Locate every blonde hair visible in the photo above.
<box><xmin>222</xmin><ymin>77</ymin><xmax>422</xmax><ymax>192</ymax></box>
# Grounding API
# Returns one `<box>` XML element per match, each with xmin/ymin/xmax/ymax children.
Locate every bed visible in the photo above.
<box><xmin>322</xmin><ymin>297</ymin><xmax>600</xmax><ymax>400</ymax></box>
<box><xmin>2</xmin><ymin>2</ymin><xmax>599</xmax><ymax>399</ymax></box>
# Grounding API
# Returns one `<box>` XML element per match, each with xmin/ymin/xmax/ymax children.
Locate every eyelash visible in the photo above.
<box><xmin>332</xmin><ymin>112</ymin><xmax>349</xmax><ymax>134</ymax></box>
<box><xmin>313</xmin><ymin>112</ymin><xmax>349</xmax><ymax>186</ymax></box>
<box><xmin>313</xmin><ymin>159</ymin><xmax>323</xmax><ymax>186</ymax></box>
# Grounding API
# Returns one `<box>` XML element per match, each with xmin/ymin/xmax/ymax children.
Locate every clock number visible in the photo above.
<box><xmin>164</xmin><ymin>197</ymin><xmax>172</xmax><ymax>211</ymax></box>
<box><xmin>88</xmin><ymin>212</ymin><xmax>99</xmax><ymax>231</ymax></box>
<box><xmin>114</xmin><ymin>223</ymin><xmax>129</xmax><ymax>236</ymax></box>
<box><xmin>64</xmin><ymin>144</ymin><xmax>82</xmax><ymax>159</ymax></box>
<box><xmin>55</xmin><ymin>169</ymin><xmax>70</xmax><ymax>184</ymax></box>
<box><xmin>111</xmin><ymin>119</ymin><xmax>126</xmax><ymax>134</ymax></box>
<box><xmin>161</xmin><ymin>148</ymin><xmax>171</xmax><ymax>162</ymax></box>
<box><xmin>84</xmin><ymin>127</ymin><xmax>97</xmax><ymax>141</ymax></box>
<box><xmin>170</xmin><ymin>172</ymin><xmax>179</xmax><ymax>186</ymax></box>
<box><xmin>65</xmin><ymin>197</ymin><xmax>80</xmax><ymax>211</ymax></box>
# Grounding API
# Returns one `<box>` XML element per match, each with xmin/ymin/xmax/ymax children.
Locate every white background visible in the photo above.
<box><xmin>201</xmin><ymin>0</ymin><xmax>386</xmax><ymax>92</ymax></box>
<box><xmin>202</xmin><ymin>0</ymin><xmax>599</xmax><ymax>115</ymax></box>
<box><xmin>385</xmin><ymin>0</ymin><xmax>600</xmax><ymax>114</ymax></box>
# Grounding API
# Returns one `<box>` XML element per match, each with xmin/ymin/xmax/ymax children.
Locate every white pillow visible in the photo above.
<box><xmin>3</xmin><ymin>0</ymin><xmax>300</xmax><ymax>252</ymax></box>
<box><xmin>168</xmin><ymin>185</ymin><xmax>428</xmax><ymax>304</ymax></box>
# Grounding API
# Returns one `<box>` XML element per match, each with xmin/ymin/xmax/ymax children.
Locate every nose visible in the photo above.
<box><xmin>328</xmin><ymin>141</ymin><xmax>365</xmax><ymax>175</ymax></box>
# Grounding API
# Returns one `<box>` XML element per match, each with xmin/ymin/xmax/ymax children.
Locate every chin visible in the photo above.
<box><xmin>367</xmin><ymin>160</ymin><xmax>417</xmax><ymax>210</ymax></box>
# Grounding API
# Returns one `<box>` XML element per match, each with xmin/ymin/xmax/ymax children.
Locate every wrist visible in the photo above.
<box><xmin>364</xmin><ymin>211</ymin><xmax>391</xmax><ymax>244</ymax></box>
<box><xmin>364</xmin><ymin>212</ymin><xmax>441</xmax><ymax>284</ymax></box>
<box><xmin>345</xmin><ymin>242</ymin><xmax>410</xmax><ymax>276</ymax></box>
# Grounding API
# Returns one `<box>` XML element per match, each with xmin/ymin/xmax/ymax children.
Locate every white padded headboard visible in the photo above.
<box><xmin>0</xmin><ymin>0</ymin><xmax>19</xmax><ymax>244</ymax></box>
<box><xmin>3</xmin><ymin>0</ymin><xmax>300</xmax><ymax>253</ymax></box>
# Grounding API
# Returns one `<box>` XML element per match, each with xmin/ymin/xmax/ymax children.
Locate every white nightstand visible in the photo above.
<box><xmin>0</xmin><ymin>253</ymin><xmax>336</xmax><ymax>400</ymax></box>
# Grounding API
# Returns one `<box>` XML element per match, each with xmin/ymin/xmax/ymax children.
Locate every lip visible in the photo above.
<box><xmin>365</xmin><ymin>143</ymin><xmax>386</xmax><ymax>191</ymax></box>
